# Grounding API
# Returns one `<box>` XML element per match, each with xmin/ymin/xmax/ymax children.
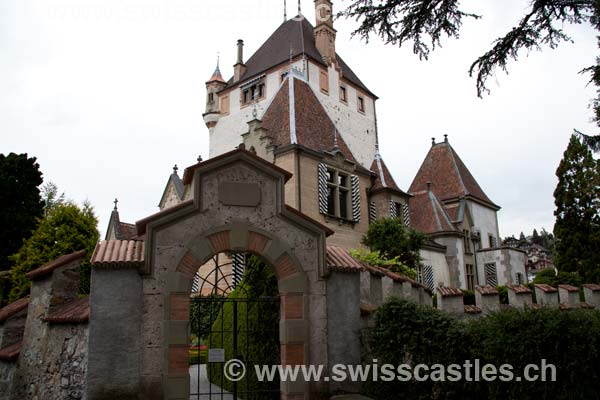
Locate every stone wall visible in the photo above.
<box><xmin>0</xmin><ymin>361</ymin><xmax>16</xmax><ymax>400</ymax></box>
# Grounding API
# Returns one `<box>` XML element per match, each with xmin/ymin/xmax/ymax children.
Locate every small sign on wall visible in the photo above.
<box><xmin>208</xmin><ymin>348</ymin><xmax>225</xmax><ymax>363</ymax></box>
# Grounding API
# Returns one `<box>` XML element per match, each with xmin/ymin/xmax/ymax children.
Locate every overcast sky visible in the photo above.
<box><xmin>1</xmin><ymin>0</ymin><xmax>597</xmax><ymax>239</ymax></box>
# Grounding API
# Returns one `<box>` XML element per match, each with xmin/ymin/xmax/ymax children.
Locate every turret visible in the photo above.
<box><xmin>203</xmin><ymin>58</ymin><xmax>227</xmax><ymax>129</ymax></box>
<box><xmin>314</xmin><ymin>0</ymin><xmax>336</xmax><ymax>65</ymax></box>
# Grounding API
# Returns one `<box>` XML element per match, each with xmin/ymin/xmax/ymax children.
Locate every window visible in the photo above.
<box><xmin>320</xmin><ymin>70</ymin><xmax>329</xmax><ymax>93</ymax></box>
<box><xmin>516</xmin><ymin>272</ymin><xmax>524</xmax><ymax>285</ymax></box>
<box><xmin>208</xmin><ymin>92</ymin><xmax>214</xmax><ymax>104</ymax></box>
<box><xmin>417</xmin><ymin>264</ymin><xmax>435</xmax><ymax>291</ymax></box>
<box><xmin>488</xmin><ymin>235</ymin><xmax>497</xmax><ymax>249</ymax></box>
<box><xmin>390</xmin><ymin>201</ymin><xmax>402</xmax><ymax>219</ymax></box>
<box><xmin>241</xmin><ymin>81</ymin><xmax>266</xmax><ymax>106</ymax></box>
<box><xmin>484</xmin><ymin>263</ymin><xmax>498</xmax><ymax>286</ymax></box>
<box><xmin>357</xmin><ymin>95</ymin><xmax>365</xmax><ymax>113</ymax></box>
<box><xmin>340</xmin><ymin>85</ymin><xmax>347</xmax><ymax>103</ymax></box>
<box><xmin>473</xmin><ymin>232</ymin><xmax>481</xmax><ymax>251</ymax></box>
<box><xmin>463</xmin><ymin>230</ymin><xmax>472</xmax><ymax>253</ymax></box>
<box><xmin>220</xmin><ymin>95</ymin><xmax>230</xmax><ymax>115</ymax></box>
<box><xmin>325</xmin><ymin>168</ymin><xmax>351</xmax><ymax>219</ymax></box>
<box><xmin>465</xmin><ymin>264</ymin><xmax>476</xmax><ymax>291</ymax></box>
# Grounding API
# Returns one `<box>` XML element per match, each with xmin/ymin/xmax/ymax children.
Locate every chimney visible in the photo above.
<box><xmin>233</xmin><ymin>39</ymin><xmax>247</xmax><ymax>82</ymax></box>
<box><xmin>314</xmin><ymin>0</ymin><xmax>336</xmax><ymax>65</ymax></box>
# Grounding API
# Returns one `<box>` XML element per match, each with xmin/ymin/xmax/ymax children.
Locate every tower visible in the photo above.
<box><xmin>203</xmin><ymin>58</ymin><xmax>227</xmax><ymax>129</ymax></box>
<box><xmin>314</xmin><ymin>0</ymin><xmax>336</xmax><ymax>65</ymax></box>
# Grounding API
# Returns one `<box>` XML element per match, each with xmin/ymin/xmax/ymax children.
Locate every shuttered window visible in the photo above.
<box><xmin>485</xmin><ymin>263</ymin><xmax>498</xmax><ymax>286</ymax></box>
<box><xmin>318</xmin><ymin>163</ymin><xmax>360</xmax><ymax>222</ymax></box>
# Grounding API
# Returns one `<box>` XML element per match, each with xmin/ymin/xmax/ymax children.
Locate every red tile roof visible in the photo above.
<box><xmin>534</xmin><ymin>284</ymin><xmax>558</xmax><ymax>293</ymax></box>
<box><xmin>0</xmin><ymin>341</ymin><xmax>22</xmax><ymax>362</ymax></box>
<box><xmin>25</xmin><ymin>250</ymin><xmax>87</xmax><ymax>281</ymax></box>
<box><xmin>475</xmin><ymin>285</ymin><xmax>499</xmax><ymax>296</ymax></box>
<box><xmin>507</xmin><ymin>284</ymin><xmax>532</xmax><ymax>294</ymax></box>
<box><xmin>44</xmin><ymin>297</ymin><xmax>89</xmax><ymax>324</ymax></box>
<box><xmin>409</xmin><ymin>142</ymin><xmax>498</xmax><ymax>209</ymax></box>
<box><xmin>409</xmin><ymin>190</ymin><xmax>457</xmax><ymax>234</ymax></box>
<box><xmin>464</xmin><ymin>305</ymin><xmax>482</xmax><ymax>314</ymax></box>
<box><xmin>222</xmin><ymin>18</ymin><xmax>375</xmax><ymax>98</ymax></box>
<box><xmin>584</xmin><ymin>284</ymin><xmax>600</xmax><ymax>292</ymax></box>
<box><xmin>91</xmin><ymin>240</ymin><xmax>145</xmax><ymax>268</ymax></box>
<box><xmin>437</xmin><ymin>286</ymin><xmax>463</xmax><ymax>297</ymax></box>
<box><xmin>0</xmin><ymin>297</ymin><xmax>29</xmax><ymax>323</ymax></box>
<box><xmin>261</xmin><ymin>78</ymin><xmax>357</xmax><ymax>163</ymax></box>
<box><xmin>326</xmin><ymin>246</ymin><xmax>366</xmax><ymax>272</ymax></box>
<box><xmin>118</xmin><ymin>223</ymin><xmax>139</xmax><ymax>241</ymax></box>
<box><xmin>558</xmin><ymin>284</ymin><xmax>580</xmax><ymax>293</ymax></box>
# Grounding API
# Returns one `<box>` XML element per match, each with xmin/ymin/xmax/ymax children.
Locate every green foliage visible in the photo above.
<box><xmin>461</xmin><ymin>290</ymin><xmax>475</xmax><ymax>306</ymax></box>
<box><xmin>190</xmin><ymin>294</ymin><xmax>225</xmax><ymax>339</ymax></box>
<box><xmin>350</xmin><ymin>248</ymin><xmax>417</xmax><ymax>279</ymax></box>
<box><xmin>496</xmin><ymin>286</ymin><xmax>509</xmax><ymax>305</ymax></box>
<box><xmin>364</xmin><ymin>298</ymin><xmax>600</xmax><ymax>400</ymax></box>
<box><xmin>533</xmin><ymin>268</ymin><xmax>583</xmax><ymax>287</ymax></box>
<box><xmin>553</xmin><ymin>134</ymin><xmax>600</xmax><ymax>283</ymax></box>
<box><xmin>361</xmin><ymin>218</ymin><xmax>425</xmax><ymax>271</ymax></box>
<box><xmin>0</xmin><ymin>153</ymin><xmax>44</xmax><ymax>272</ymax></box>
<box><xmin>8</xmin><ymin>201</ymin><xmax>99</xmax><ymax>302</ymax></box>
<box><xmin>208</xmin><ymin>255</ymin><xmax>280</xmax><ymax>396</ymax></box>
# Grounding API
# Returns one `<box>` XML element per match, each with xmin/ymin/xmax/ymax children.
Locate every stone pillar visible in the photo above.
<box><xmin>534</xmin><ymin>284</ymin><xmax>559</xmax><ymax>307</ymax></box>
<box><xmin>583</xmin><ymin>284</ymin><xmax>600</xmax><ymax>308</ymax></box>
<box><xmin>87</xmin><ymin>267</ymin><xmax>143</xmax><ymax>399</ymax></box>
<box><xmin>436</xmin><ymin>287</ymin><xmax>464</xmax><ymax>313</ymax></box>
<box><xmin>558</xmin><ymin>285</ymin><xmax>580</xmax><ymax>307</ymax></box>
<box><xmin>475</xmin><ymin>285</ymin><xmax>500</xmax><ymax>314</ymax></box>
<box><xmin>507</xmin><ymin>285</ymin><xmax>533</xmax><ymax>308</ymax></box>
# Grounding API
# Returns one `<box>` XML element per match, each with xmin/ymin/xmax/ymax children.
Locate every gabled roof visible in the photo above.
<box><xmin>223</xmin><ymin>18</ymin><xmax>375</xmax><ymax>98</ymax></box>
<box><xmin>105</xmin><ymin>208</ymin><xmax>140</xmax><ymax>241</ymax></box>
<box><xmin>158</xmin><ymin>169</ymin><xmax>185</xmax><ymax>208</ymax></box>
<box><xmin>409</xmin><ymin>141</ymin><xmax>499</xmax><ymax>209</ymax></box>
<box><xmin>370</xmin><ymin>155</ymin><xmax>407</xmax><ymax>195</ymax></box>
<box><xmin>409</xmin><ymin>190</ymin><xmax>457</xmax><ymax>234</ymax></box>
<box><xmin>261</xmin><ymin>76</ymin><xmax>357</xmax><ymax>163</ymax></box>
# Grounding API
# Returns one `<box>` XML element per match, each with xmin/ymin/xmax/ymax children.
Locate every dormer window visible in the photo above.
<box><xmin>340</xmin><ymin>85</ymin><xmax>347</xmax><ymax>103</ymax></box>
<box><xmin>241</xmin><ymin>80</ymin><xmax>266</xmax><ymax>106</ymax></box>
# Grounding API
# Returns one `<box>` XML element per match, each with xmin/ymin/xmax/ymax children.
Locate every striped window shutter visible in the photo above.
<box><xmin>318</xmin><ymin>163</ymin><xmax>328</xmax><ymax>215</ymax></box>
<box><xmin>351</xmin><ymin>175</ymin><xmax>361</xmax><ymax>223</ymax></box>
<box><xmin>232</xmin><ymin>253</ymin><xmax>245</xmax><ymax>288</ymax></box>
<box><xmin>389</xmin><ymin>200</ymin><xmax>398</xmax><ymax>218</ymax></box>
<box><xmin>402</xmin><ymin>203</ymin><xmax>410</xmax><ymax>227</ymax></box>
<box><xmin>485</xmin><ymin>263</ymin><xmax>498</xmax><ymax>286</ymax></box>
<box><xmin>369</xmin><ymin>201</ymin><xmax>377</xmax><ymax>224</ymax></box>
<box><xmin>423</xmin><ymin>265</ymin><xmax>435</xmax><ymax>291</ymax></box>
<box><xmin>191</xmin><ymin>272</ymin><xmax>200</xmax><ymax>293</ymax></box>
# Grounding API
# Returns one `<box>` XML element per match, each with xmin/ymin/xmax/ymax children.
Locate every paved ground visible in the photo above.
<box><xmin>189</xmin><ymin>364</ymin><xmax>233</xmax><ymax>400</ymax></box>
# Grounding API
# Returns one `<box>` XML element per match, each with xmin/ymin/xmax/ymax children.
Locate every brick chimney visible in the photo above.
<box><xmin>233</xmin><ymin>39</ymin><xmax>247</xmax><ymax>82</ymax></box>
<box><xmin>314</xmin><ymin>0</ymin><xmax>336</xmax><ymax>65</ymax></box>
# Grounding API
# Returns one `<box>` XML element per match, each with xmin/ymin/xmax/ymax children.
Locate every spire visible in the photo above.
<box><xmin>298</xmin><ymin>0</ymin><xmax>302</xmax><ymax>15</ymax></box>
<box><xmin>208</xmin><ymin>54</ymin><xmax>225</xmax><ymax>83</ymax></box>
<box><xmin>284</xmin><ymin>0</ymin><xmax>287</xmax><ymax>21</ymax></box>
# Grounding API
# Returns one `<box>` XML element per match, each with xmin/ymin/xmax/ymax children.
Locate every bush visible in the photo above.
<box><xmin>363</xmin><ymin>298</ymin><xmax>600</xmax><ymax>400</ymax></box>
<box><xmin>533</xmin><ymin>268</ymin><xmax>583</xmax><ymax>287</ymax></box>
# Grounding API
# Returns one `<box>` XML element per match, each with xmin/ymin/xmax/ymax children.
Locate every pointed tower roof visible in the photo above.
<box><xmin>207</xmin><ymin>57</ymin><xmax>226</xmax><ymax>84</ymax></box>
<box><xmin>370</xmin><ymin>155</ymin><xmax>407</xmax><ymax>195</ymax></box>
<box><xmin>409</xmin><ymin>188</ymin><xmax>458</xmax><ymax>234</ymax></box>
<box><xmin>223</xmin><ymin>18</ymin><xmax>375</xmax><ymax>98</ymax></box>
<box><xmin>409</xmin><ymin>139</ymin><xmax>499</xmax><ymax>209</ymax></box>
<box><xmin>105</xmin><ymin>200</ymin><xmax>138</xmax><ymax>241</ymax></box>
<box><xmin>261</xmin><ymin>75</ymin><xmax>357</xmax><ymax>162</ymax></box>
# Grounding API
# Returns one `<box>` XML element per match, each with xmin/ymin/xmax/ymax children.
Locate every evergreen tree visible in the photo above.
<box><xmin>531</xmin><ymin>229</ymin><xmax>543</xmax><ymax>245</ymax></box>
<box><xmin>0</xmin><ymin>153</ymin><xmax>44</xmax><ymax>271</ymax></box>
<box><xmin>553</xmin><ymin>135</ymin><xmax>600</xmax><ymax>282</ymax></box>
<box><xmin>8</xmin><ymin>201</ymin><xmax>99</xmax><ymax>303</ymax></box>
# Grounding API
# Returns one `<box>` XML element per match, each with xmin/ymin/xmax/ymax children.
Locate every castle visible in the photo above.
<box><xmin>107</xmin><ymin>0</ymin><xmax>526</xmax><ymax>292</ymax></box>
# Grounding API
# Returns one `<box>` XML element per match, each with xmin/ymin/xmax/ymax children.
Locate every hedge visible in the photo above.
<box><xmin>363</xmin><ymin>298</ymin><xmax>600</xmax><ymax>400</ymax></box>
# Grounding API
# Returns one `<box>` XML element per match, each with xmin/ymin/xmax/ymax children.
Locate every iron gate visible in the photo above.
<box><xmin>189</xmin><ymin>253</ymin><xmax>281</xmax><ymax>399</ymax></box>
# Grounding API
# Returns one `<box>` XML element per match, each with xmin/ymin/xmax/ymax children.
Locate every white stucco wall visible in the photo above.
<box><xmin>469</xmin><ymin>201</ymin><xmax>500</xmax><ymax>248</ymax></box>
<box><xmin>420</xmin><ymin>249</ymin><xmax>450</xmax><ymax>288</ymax></box>
<box><xmin>476</xmin><ymin>248</ymin><xmax>527</xmax><ymax>286</ymax></box>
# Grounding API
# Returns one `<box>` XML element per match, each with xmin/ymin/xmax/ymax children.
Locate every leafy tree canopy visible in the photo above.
<box><xmin>533</xmin><ymin>268</ymin><xmax>583</xmax><ymax>286</ymax></box>
<box><xmin>360</xmin><ymin>217</ymin><xmax>425</xmax><ymax>272</ymax></box>
<box><xmin>8</xmin><ymin>200</ymin><xmax>99</xmax><ymax>303</ymax></box>
<box><xmin>553</xmin><ymin>134</ymin><xmax>600</xmax><ymax>282</ymax></box>
<box><xmin>0</xmin><ymin>153</ymin><xmax>44</xmax><ymax>271</ymax></box>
